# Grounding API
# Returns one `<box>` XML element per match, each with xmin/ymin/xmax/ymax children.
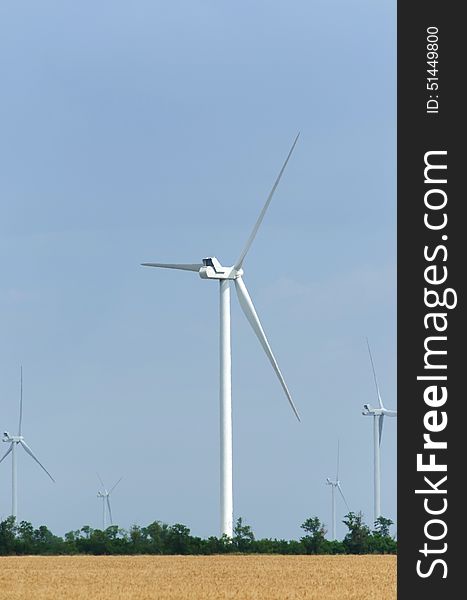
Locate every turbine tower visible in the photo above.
<box><xmin>325</xmin><ymin>440</ymin><xmax>350</xmax><ymax>540</ymax></box>
<box><xmin>0</xmin><ymin>367</ymin><xmax>55</xmax><ymax>519</ymax></box>
<box><xmin>142</xmin><ymin>134</ymin><xmax>301</xmax><ymax>537</ymax></box>
<box><xmin>362</xmin><ymin>339</ymin><xmax>397</xmax><ymax>523</ymax></box>
<box><xmin>97</xmin><ymin>474</ymin><xmax>122</xmax><ymax>530</ymax></box>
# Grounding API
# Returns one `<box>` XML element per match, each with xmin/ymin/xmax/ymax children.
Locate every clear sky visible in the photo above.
<box><xmin>0</xmin><ymin>0</ymin><xmax>396</xmax><ymax>540</ymax></box>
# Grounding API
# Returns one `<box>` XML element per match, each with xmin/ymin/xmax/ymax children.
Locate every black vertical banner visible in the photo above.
<box><xmin>398</xmin><ymin>3</ymin><xmax>463</xmax><ymax>598</ymax></box>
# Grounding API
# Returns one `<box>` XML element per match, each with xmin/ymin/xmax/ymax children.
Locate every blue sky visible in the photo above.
<box><xmin>0</xmin><ymin>0</ymin><xmax>395</xmax><ymax>540</ymax></box>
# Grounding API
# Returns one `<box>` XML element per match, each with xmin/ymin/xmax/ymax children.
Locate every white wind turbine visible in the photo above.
<box><xmin>325</xmin><ymin>441</ymin><xmax>350</xmax><ymax>540</ymax></box>
<box><xmin>142</xmin><ymin>134</ymin><xmax>301</xmax><ymax>538</ymax></box>
<box><xmin>362</xmin><ymin>339</ymin><xmax>397</xmax><ymax>523</ymax></box>
<box><xmin>97</xmin><ymin>474</ymin><xmax>122</xmax><ymax>530</ymax></box>
<box><xmin>0</xmin><ymin>367</ymin><xmax>55</xmax><ymax>519</ymax></box>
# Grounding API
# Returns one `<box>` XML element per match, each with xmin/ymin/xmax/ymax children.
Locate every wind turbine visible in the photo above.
<box><xmin>0</xmin><ymin>367</ymin><xmax>55</xmax><ymax>519</ymax></box>
<box><xmin>325</xmin><ymin>440</ymin><xmax>350</xmax><ymax>540</ymax></box>
<box><xmin>97</xmin><ymin>474</ymin><xmax>122</xmax><ymax>530</ymax></box>
<box><xmin>362</xmin><ymin>338</ymin><xmax>397</xmax><ymax>523</ymax></box>
<box><xmin>142</xmin><ymin>134</ymin><xmax>301</xmax><ymax>537</ymax></box>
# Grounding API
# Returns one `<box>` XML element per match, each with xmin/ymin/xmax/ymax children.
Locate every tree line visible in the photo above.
<box><xmin>0</xmin><ymin>512</ymin><xmax>396</xmax><ymax>556</ymax></box>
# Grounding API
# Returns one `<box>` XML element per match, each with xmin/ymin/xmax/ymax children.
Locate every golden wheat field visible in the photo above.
<box><xmin>0</xmin><ymin>555</ymin><xmax>396</xmax><ymax>600</ymax></box>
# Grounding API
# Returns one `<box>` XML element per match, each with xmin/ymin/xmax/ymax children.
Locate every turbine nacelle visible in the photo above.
<box><xmin>362</xmin><ymin>404</ymin><xmax>384</xmax><ymax>416</ymax></box>
<box><xmin>2</xmin><ymin>433</ymin><xmax>24</xmax><ymax>443</ymax></box>
<box><xmin>198</xmin><ymin>257</ymin><xmax>243</xmax><ymax>280</ymax></box>
<box><xmin>362</xmin><ymin>404</ymin><xmax>396</xmax><ymax>417</ymax></box>
<box><xmin>12</xmin><ymin>436</ymin><xmax>23</xmax><ymax>443</ymax></box>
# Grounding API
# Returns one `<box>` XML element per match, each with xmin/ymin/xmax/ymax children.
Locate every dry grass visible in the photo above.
<box><xmin>0</xmin><ymin>555</ymin><xmax>396</xmax><ymax>599</ymax></box>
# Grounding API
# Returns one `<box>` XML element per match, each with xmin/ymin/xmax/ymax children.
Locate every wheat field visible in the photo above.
<box><xmin>0</xmin><ymin>555</ymin><xmax>396</xmax><ymax>599</ymax></box>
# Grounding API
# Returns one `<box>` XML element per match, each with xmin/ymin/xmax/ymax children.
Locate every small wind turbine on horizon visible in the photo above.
<box><xmin>0</xmin><ymin>367</ymin><xmax>55</xmax><ymax>520</ymax></box>
<box><xmin>142</xmin><ymin>134</ymin><xmax>302</xmax><ymax>538</ymax></box>
<box><xmin>325</xmin><ymin>440</ymin><xmax>350</xmax><ymax>540</ymax></box>
<box><xmin>362</xmin><ymin>339</ymin><xmax>397</xmax><ymax>523</ymax></box>
<box><xmin>97</xmin><ymin>474</ymin><xmax>122</xmax><ymax>530</ymax></box>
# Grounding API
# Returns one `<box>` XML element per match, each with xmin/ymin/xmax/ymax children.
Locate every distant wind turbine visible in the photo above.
<box><xmin>97</xmin><ymin>474</ymin><xmax>122</xmax><ymax>530</ymax></box>
<box><xmin>362</xmin><ymin>339</ymin><xmax>397</xmax><ymax>522</ymax></box>
<box><xmin>325</xmin><ymin>440</ymin><xmax>350</xmax><ymax>540</ymax></box>
<box><xmin>142</xmin><ymin>134</ymin><xmax>301</xmax><ymax>537</ymax></box>
<box><xmin>0</xmin><ymin>367</ymin><xmax>55</xmax><ymax>519</ymax></box>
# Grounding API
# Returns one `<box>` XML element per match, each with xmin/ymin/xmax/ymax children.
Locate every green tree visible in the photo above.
<box><xmin>206</xmin><ymin>533</ymin><xmax>234</xmax><ymax>554</ymax></box>
<box><xmin>63</xmin><ymin>530</ymin><xmax>80</xmax><ymax>554</ymax></box>
<box><xmin>142</xmin><ymin>520</ymin><xmax>171</xmax><ymax>554</ymax></box>
<box><xmin>80</xmin><ymin>525</ymin><xmax>92</xmax><ymax>539</ymax></box>
<box><xmin>0</xmin><ymin>514</ymin><xmax>398</xmax><ymax>557</ymax></box>
<box><xmin>342</xmin><ymin>512</ymin><xmax>371</xmax><ymax>554</ymax></box>
<box><xmin>167</xmin><ymin>523</ymin><xmax>192</xmax><ymax>554</ymax></box>
<box><xmin>128</xmin><ymin>524</ymin><xmax>148</xmax><ymax>554</ymax></box>
<box><xmin>17</xmin><ymin>521</ymin><xmax>35</xmax><ymax>554</ymax></box>
<box><xmin>326</xmin><ymin>539</ymin><xmax>346</xmax><ymax>554</ymax></box>
<box><xmin>373</xmin><ymin>516</ymin><xmax>393</xmax><ymax>537</ymax></box>
<box><xmin>33</xmin><ymin>525</ymin><xmax>64</xmax><ymax>554</ymax></box>
<box><xmin>369</xmin><ymin>516</ymin><xmax>397</xmax><ymax>554</ymax></box>
<box><xmin>0</xmin><ymin>517</ymin><xmax>17</xmax><ymax>555</ymax></box>
<box><xmin>233</xmin><ymin>517</ymin><xmax>255</xmax><ymax>552</ymax></box>
<box><xmin>300</xmin><ymin>517</ymin><xmax>328</xmax><ymax>554</ymax></box>
<box><xmin>87</xmin><ymin>528</ymin><xmax>110</xmax><ymax>555</ymax></box>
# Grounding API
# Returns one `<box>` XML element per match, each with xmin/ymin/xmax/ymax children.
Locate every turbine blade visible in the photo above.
<box><xmin>336</xmin><ymin>440</ymin><xmax>340</xmax><ymax>481</ymax></box>
<box><xmin>366</xmin><ymin>338</ymin><xmax>384</xmax><ymax>409</ymax></box>
<box><xmin>234</xmin><ymin>133</ymin><xmax>300</xmax><ymax>270</ymax></box>
<box><xmin>384</xmin><ymin>409</ymin><xmax>397</xmax><ymax>417</ymax></box>
<box><xmin>141</xmin><ymin>262</ymin><xmax>202</xmax><ymax>272</ymax></box>
<box><xmin>379</xmin><ymin>414</ymin><xmax>385</xmax><ymax>445</ymax></box>
<box><xmin>18</xmin><ymin>366</ymin><xmax>23</xmax><ymax>436</ymax></box>
<box><xmin>20</xmin><ymin>440</ymin><xmax>55</xmax><ymax>482</ymax></box>
<box><xmin>0</xmin><ymin>443</ymin><xmax>13</xmax><ymax>464</ymax></box>
<box><xmin>110</xmin><ymin>476</ymin><xmax>123</xmax><ymax>494</ymax></box>
<box><xmin>106</xmin><ymin>496</ymin><xmax>113</xmax><ymax>525</ymax></box>
<box><xmin>97</xmin><ymin>472</ymin><xmax>106</xmax><ymax>491</ymax></box>
<box><xmin>337</xmin><ymin>483</ymin><xmax>350</xmax><ymax>511</ymax></box>
<box><xmin>234</xmin><ymin>276</ymin><xmax>300</xmax><ymax>421</ymax></box>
